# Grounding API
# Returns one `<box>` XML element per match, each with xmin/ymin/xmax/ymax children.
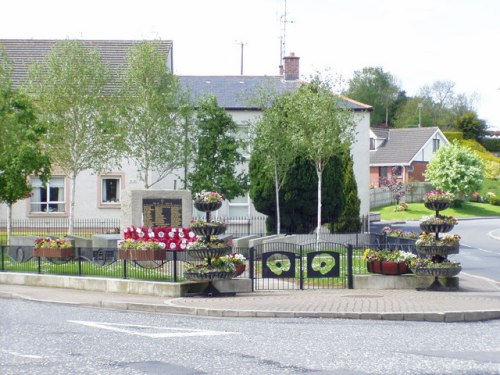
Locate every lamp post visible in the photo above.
<box><xmin>418</xmin><ymin>103</ymin><xmax>423</xmax><ymax>127</ymax></box>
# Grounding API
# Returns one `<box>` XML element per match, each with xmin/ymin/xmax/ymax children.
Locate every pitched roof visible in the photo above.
<box><xmin>179</xmin><ymin>76</ymin><xmax>373</xmax><ymax>111</ymax></box>
<box><xmin>178</xmin><ymin>75</ymin><xmax>300</xmax><ymax>110</ymax></box>
<box><xmin>370</xmin><ymin>127</ymin><xmax>442</xmax><ymax>165</ymax></box>
<box><xmin>0</xmin><ymin>39</ymin><xmax>173</xmax><ymax>89</ymax></box>
<box><xmin>1</xmin><ymin>39</ymin><xmax>371</xmax><ymax>112</ymax></box>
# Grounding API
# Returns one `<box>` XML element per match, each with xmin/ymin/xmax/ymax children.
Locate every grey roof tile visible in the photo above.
<box><xmin>1</xmin><ymin>39</ymin><xmax>372</xmax><ymax>111</ymax></box>
<box><xmin>370</xmin><ymin>127</ymin><xmax>441</xmax><ymax>165</ymax></box>
<box><xmin>0</xmin><ymin>39</ymin><xmax>173</xmax><ymax>90</ymax></box>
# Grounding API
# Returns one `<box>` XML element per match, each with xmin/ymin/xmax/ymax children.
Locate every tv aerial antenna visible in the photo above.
<box><xmin>280</xmin><ymin>0</ymin><xmax>294</xmax><ymax>63</ymax></box>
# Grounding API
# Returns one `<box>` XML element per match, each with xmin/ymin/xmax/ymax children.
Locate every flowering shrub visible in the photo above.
<box><xmin>419</xmin><ymin>215</ymin><xmax>457</xmax><ymax>225</ymax></box>
<box><xmin>469</xmin><ymin>192</ymin><xmax>483</xmax><ymax>203</ymax></box>
<box><xmin>416</xmin><ymin>232</ymin><xmax>461</xmax><ymax>246</ymax></box>
<box><xmin>380</xmin><ymin>227</ymin><xmax>419</xmax><ymax>239</ymax></box>
<box><xmin>118</xmin><ymin>238</ymin><xmax>162</xmax><ymax>250</ymax></box>
<box><xmin>34</xmin><ymin>237</ymin><xmax>72</xmax><ymax>249</ymax></box>
<box><xmin>362</xmin><ymin>249</ymin><xmax>417</xmax><ymax>263</ymax></box>
<box><xmin>394</xmin><ymin>202</ymin><xmax>409</xmax><ymax>212</ymax></box>
<box><xmin>123</xmin><ymin>226</ymin><xmax>196</xmax><ymax>251</ymax></box>
<box><xmin>423</xmin><ymin>190</ymin><xmax>453</xmax><ymax>203</ymax></box>
<box><xmin>193</xmin><ymin>191</ymin><xmax>224</xmax><ymax>204</ymax></box>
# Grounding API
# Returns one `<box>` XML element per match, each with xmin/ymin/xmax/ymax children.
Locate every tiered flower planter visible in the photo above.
<box><xmin>187</xmin><ymin>247</ymin><xmax>231</xmax><ymax>260</ymax></box>
<box><xmin>415</xmin><ymin>200</ymin><xmax>461</xmax><ymax>290</ymax></box>
<box><xmin>186</xmin><ymin>195</ymin><xmax>238</xmax><ymax>295</ymax></box>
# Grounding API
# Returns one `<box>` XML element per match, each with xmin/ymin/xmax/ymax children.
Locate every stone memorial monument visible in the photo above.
<box><xmin>121</xmin><ymin>190</ymin><xmax>192</xmax><ymax>230</ymax></box>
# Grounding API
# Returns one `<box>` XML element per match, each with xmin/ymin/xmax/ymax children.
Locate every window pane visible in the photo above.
<box><xmin>30</xmin><ymin>177</ymin><xmax>65</xmax><ymax>213</ymax></box>
<box><xmin>228</xmin><ymin>205</ymin><xmax>249</xmax><ymax>217</ymax></box>
<box><xmin>102</xmin><ymin>178</ymin><xmax>120</xmax><ymax>203</ymax></box>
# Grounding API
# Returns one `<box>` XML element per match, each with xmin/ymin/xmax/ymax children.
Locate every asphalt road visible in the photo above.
<box><xmin>1</xmin><ymin>299</ymin><xmax>500</xmax><ymax>375</ymax></box>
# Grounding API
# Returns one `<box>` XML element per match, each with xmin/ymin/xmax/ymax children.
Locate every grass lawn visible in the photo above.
<box><xmin>480</xmin><ymin>178</ymin><xmax>500</xmax><ymax>197</ymax></box>
<box><xmin>372</xmin><ymin>201</ymin><xmax>500</xmax><ymax>221</ymax></box>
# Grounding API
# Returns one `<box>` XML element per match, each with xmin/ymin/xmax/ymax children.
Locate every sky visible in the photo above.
<box><xmin>2</xmin><ymin>0</ymin><xmax>500</xmax><ymax>129</ymax></box>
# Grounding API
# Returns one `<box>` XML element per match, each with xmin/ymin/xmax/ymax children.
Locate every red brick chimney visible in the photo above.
<box><xmin>282</xmin><ymin>52</ymin><xmax>299</xmax><ymax>80</ymax></box>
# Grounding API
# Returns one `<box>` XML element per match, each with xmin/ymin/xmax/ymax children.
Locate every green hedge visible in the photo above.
<box><xmin>480</xmin><ymin>138</ymin><xmax>500</xmax><ymax>152</ymax></box>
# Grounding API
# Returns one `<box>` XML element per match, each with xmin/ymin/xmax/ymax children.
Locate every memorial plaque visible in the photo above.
<box><xmin>142</xmin><ymin>198</ymin><xmax>183</xmax><ymax>227</ymax></box>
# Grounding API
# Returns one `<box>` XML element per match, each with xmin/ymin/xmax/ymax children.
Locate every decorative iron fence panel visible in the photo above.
<box><xmin>0</xmin><ymin>245</ymin><xmax>200</xmax><ymax>282</ymax></box>
<box><xmin>249</xmin><ymin>241</ymin><xmax>354</xmax><ymax>290</ymax></box>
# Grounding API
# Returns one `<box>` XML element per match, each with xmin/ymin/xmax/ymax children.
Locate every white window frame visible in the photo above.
<box><xmin>228</xmin><ymin>194</ymin><xmax>250</xmax><ymax>218</ymax></box>
<box><xmin>98</xmin><ymin>174</ymin><xmax>123</xmax><ymax>208</ymax></box>
<box><xmin>29</xmin><ymin>176</ymin><xmax>67</xmax><ymax>215</ymax></box>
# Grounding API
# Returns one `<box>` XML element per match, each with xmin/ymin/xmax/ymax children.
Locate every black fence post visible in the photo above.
<box><xmin>347</xmin><ymin>244</ymin><xmax>354</xmax><ymax>289</ymax></box>
<box><xmin>77</xmin><ymin>247</ymin><xmax>82</xmax><ymax>276</ymax></box>
<box><xmin>173</xmin><ymin>251</ymin><xmax>178</xmax><ymax>282</ymax></box>
<box><xmin>1</xmin><ymin>246</ymin><xmax>4</xmax><ymax>271</ymax></box>
<box><xmin>123</xmin><ymin>259</ymin><xmax>127</xmax><ymax>279</ymax></box>
<box><xmin>249</xmin><ymin>247</ymin><xmax>254</xmax><ymax>292</ymax></box>
<box><xmin>299</xmin><ymin>244</ymin><xmax>304</xmax><ymax>290</ymax></box>
<box><xmin>37</xmin><ymin>255</ymin><xmax>41</xmax><ymax>274</ymax></box>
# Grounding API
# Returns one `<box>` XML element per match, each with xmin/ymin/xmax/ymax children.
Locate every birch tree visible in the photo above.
<box><xmin>28</xmin><ymin>40</ymin><xmax>120</xmax><ymax>234</ymax></box>
<box><xmin>252</xmin><ymin>94</ymin><xmax>296</xmax><ymax>233</ymax></box>
<box><xmin>119</xmin><ymin>41</ymin><xmax>193</xmax><ymax>189</ymax></box>
<box><xmin>285</xmin><ymin>75</ymin><xmax>356</xmax><ymax>243</ymax></box>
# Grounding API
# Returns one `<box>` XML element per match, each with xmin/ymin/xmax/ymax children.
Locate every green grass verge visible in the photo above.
<box><xmin>480</xmin><ymin>178</ymin><xmax>500</xmax><ymax>197</ymax></box>
<box><xmin>372</xmin><ymin>201</ymin><xmax>500</xmax><ymax>221</ymax></box>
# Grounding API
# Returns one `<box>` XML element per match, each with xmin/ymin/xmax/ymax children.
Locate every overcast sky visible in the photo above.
<box><xmin>2</xmin><ymin>0</ymin><xmax>500</xmax><ymax>129</ymax></box>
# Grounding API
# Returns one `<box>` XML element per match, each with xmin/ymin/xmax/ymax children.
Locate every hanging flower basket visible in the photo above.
<box><xmin>194</xmin><ymin>201</ymin><xmax>222</xmax><ymax>212</ymax></box>
<box><xmin>184</xmin><ymin>270</ymin><xmax>235</xmax><ymax>281</ymax></box>
<box><xmin>416</xmin><ymin>244</ymin><xmax>459</xmax><ymax>256</ymax></box>
<box><xmin>118</xmin><ymin>249</ymin><xmax>166</xmax><ymax>261</ymax></box>
<box><xmin>424</xmin><ymin>201</ymin><xmax>450</xmax><ymax>212</ymax></box>
<box><xmin>367</xmin><ymin>261</ymin><xmax>411</xmax><ymax>275</ymax></box>
<box><xmin>412</xmin><ymin>266</ymin><xmax>462</xmax><ymax>277</ymax></box>
<box><xmin>187</xmin><ymin>247</ymin><xmax>231</xmax><ymax>259</ymax></box>
<box><xmin>33</xmin><ymin>247</ymin><xmax>74</xmax><ymax>258</ymax></box>
<box><xmin>419</xmin><ymin>223</ymin><xmax>455</xmax><ymax>233</ymax></box>
<box><xmin>191</xmin><ymin>224</ymin><xmax>226</xmax><ymax>237</ymax></box>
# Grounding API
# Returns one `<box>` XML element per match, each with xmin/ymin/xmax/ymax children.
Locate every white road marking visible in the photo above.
<box><xmin>461</xmin><ymin>243</ymin><xmax>496</xmax><ymax>254</ymax></box>
<box><xmin>68</xmin><ymin>320</ymin><xmax>240</xmax><ymax>338</ymax></box>
<box><xmin>1</xmin><ymin>349</ymin><xmax>44</xmax><ymax>359</ymax></box>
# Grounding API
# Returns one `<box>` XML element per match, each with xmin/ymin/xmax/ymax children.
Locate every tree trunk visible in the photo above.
<box><xmin>68</xmin><ymin>174</ymin><xmax>76</xmax><ymax>235</ymax></box>
<box><xmin>316</xmin><ymin>168</ymin><xmax>322</xmax><ymax>246</ymax></box>
<box><xmin>274</xmin><ymin>163</ymin><xmax>281</xmax><ymax>235</ymax></box>
<box><xmin>7</xmin><ymin>203</ymin><xmax>12</xmax><ymax>246</ymax></box>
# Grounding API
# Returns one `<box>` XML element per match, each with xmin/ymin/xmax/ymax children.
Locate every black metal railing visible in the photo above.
<box><xmin>0</xmin><ymin>215</ymin><xmax>372</xmax><ymax>246</ymax></box>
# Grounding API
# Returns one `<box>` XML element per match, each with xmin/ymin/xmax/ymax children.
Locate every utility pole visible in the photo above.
<box><xmin>236</xmin><ymin>41</ymin><xmax>246</xmax><ymax>75</ymax></box>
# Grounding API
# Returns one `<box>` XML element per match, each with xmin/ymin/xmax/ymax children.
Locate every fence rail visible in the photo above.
<box><xmin>0</xmin><ymin>216</ymin><xmax>371</xmax><ymax>246</ymax></box>
<box><xmin>0</xmin><ymin>234</ymin><xmax>416</xmax><ymax>287</ymax></box>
